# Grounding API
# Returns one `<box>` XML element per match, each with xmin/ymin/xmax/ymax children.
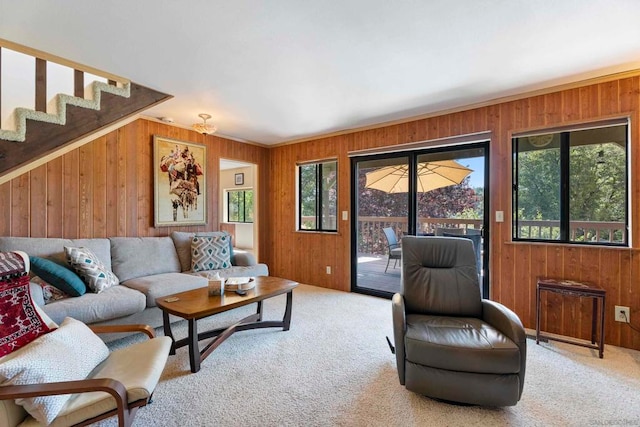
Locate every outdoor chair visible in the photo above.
<box><xmin>0</xmin><ymin>251</ymin><xmax>172</xmax><ymax>427</ymax></box>
<box><xmin>391</xmin><ymin>237</ymin><xmax>526</xmax><ymax>406</ymax></box>
<box><xmin>382</xmin><ymin>227</ymin><xmax>402</xmax><ymax>273</ymax></box>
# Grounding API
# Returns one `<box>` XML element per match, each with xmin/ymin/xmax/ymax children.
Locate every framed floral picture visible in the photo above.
<box><xmin>154</xmin><ymin>136</ymin><xmax>207</xmax><ymax>227</ymax></box>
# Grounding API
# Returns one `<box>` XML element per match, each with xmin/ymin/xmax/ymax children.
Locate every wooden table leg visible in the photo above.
<box><xmin>256</xmin><ymin>300</ymin><xmax>263</xmax><ymax>322</ymax></box>
<box><xmin>591</xmin><ymin>297</ymin><xmax>598</xmax><ymax>345</ymax></box>
<box><xmin>599</xmin><ymin>295</ymin><xmax>605</xmax><ymax>359</ymax></box>
<box><xmin>283</xmin><ymin>291</ymin><xmax>293</xmax><ymax>331</ymax></box>
<box><xmin>188</xmin><ymin>319</ymin><xmax>200</xmax><ymax>373</ymax></box>
<box><xmin>536</xmin><ymin>285</ymin><xmax>541</xmax><ymax>345</ymax></box>
<box><xmin>162</xmin><ymin>311</ymin><xmax>176</xmax><ymax>355</ymax></box>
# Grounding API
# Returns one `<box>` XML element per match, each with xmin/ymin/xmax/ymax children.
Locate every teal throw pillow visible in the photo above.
<box><xmin>29</xmin><ymin>256</ymin><xmax>87</xmax><ymax>297</ymax></box>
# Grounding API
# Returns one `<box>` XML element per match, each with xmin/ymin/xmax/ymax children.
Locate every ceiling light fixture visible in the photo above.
<box><xmin>193</xmin><ymin>113</ymin><xmax>217</xmax><ymax>135</ymax></box>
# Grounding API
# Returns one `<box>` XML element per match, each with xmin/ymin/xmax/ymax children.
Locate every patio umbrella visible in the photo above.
<box><xmin>364</xmin><ymin>160</ymin><xmax>472</xmax><ymax>193</ymax></box>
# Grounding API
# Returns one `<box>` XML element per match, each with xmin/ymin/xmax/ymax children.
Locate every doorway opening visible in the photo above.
<box><xmin>350</xmin><ymin>142</ymin><xmax>489</xmax><ymax>298</ymax></box>
<box><xmin>220</xmin><ymin>158</ymin><xmax>259</xmax><ymax>260</ymax></box>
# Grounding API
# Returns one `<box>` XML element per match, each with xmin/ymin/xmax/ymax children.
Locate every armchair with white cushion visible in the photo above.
<box><xmin>0</xmin><ymin>251</ymin><xmax>171</xmax><ymax>427</ymax></box>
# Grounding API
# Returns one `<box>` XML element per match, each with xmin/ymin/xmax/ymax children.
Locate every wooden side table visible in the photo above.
<box><xmin>536</xmin><ymin>278</ymin><xmax>606</xmax><ymax>358</ymax></box>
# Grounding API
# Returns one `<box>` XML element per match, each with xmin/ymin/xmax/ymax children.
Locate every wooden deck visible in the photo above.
<box><xmin>355</xmin><ymin>254</ymin><xmax>401</xmax><ymax>294</ymax></box>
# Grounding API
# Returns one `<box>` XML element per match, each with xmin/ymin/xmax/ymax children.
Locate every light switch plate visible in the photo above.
<box><xmin>342</xmin><ymin>211</ymin><xmax>348</xmax><ymax>220</ymax></box>
<box><xmin>495</xmin><ymin>211</ymin><xmax>504</xmax><ymax>222</ymax></box>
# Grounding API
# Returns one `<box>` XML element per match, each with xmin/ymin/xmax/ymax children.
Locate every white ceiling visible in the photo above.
<box><xmin>2</xmin><ymin>1</ymin><xmax>640</xmax><ymax>145</ymax></box>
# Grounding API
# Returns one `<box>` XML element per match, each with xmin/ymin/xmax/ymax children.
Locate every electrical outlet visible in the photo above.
<box><xmin>614</xmin><ymin>305</ymin><xmax>630</xmax><ymax>323</ymax></box>
<box><xmin>326</xmin><ymin>266</ymin><xmax>331</xmax><ymax>275</ymax></box>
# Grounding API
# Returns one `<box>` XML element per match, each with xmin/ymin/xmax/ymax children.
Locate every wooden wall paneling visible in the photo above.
<box><xmin>562</xmin><ymin>246</ymin><xmax>582</xmax><ymax>338</ymax></box>
<box><xmin>601</xmin><ymin>249</ymin><xmax>623</xmax><ymax>345</ymax></box>
<box><xmin>78</xmin><ymin>143</ymin><xmax>93</xmax><ymax>238</ymax></box>
<box><xmin>105</xmin><ymin>130</ymin><xmax>119</xmax><ymax>237</ymax></box>
<box><xmin>46</xmin><ymin>157</ymin><xmax>62</xmax><ymax>237</ymax></box>
<box><xmin>29</xmin><ymin>165</ymin><xmax>47</xmax><ymax>237</ymax></box>
<box><xmin>544</xmin><ymin>246</ymin><xmax>564</xmax><ymax>335</ymax></box>
<box><xmin>10</xmin><ymin>174</ymin><xmax>29</xmax><ymax>236</ymax></box>
<box><xmin>115</xmin><ymin>127</ymin><xmax>128</xmax><ymax>236</ymax></box>
<box><xmin>124</xmin><ymin>123</ymin><xmax>138</xmax><ymax>236</ymax></box>
<box><xmin>528</xmin><ymin>95</ymin><xmax>546</xmax><ymax>128</ymax></box>
<box><xmin>0</xmin><ymin>182</ymin><xmax>10</xmax><ymax>236</ymax></box>
<box><xmin>561</xmin><ymin>88</ymin><xmax>581</xmax><ymax>122</ymax></box>
<box><xmin>136</xmin><ymin>119</ymin><xmax>150</xmax><ymax>236</ymax></box>
<box><xmin>579</xmin><ymin>247</ymin><xmax>601</xmax><ymax>342</ymax></box>
<box><xmin>513</xmin><ymin>244</ymin><xmax>531</xmax><ymax>322</ymax></box>
<box><xmin>92</xmin><ymin>136</ymin><xmax>107</xmax><ymax>238</ymax></box>
<box><xmin>579</xmin><ymin>85</ymin><xmax>600</xmax><ymax>119</ymax></box>
<box><xmin>544</xmin><ymin>93</ymin><xmax>562</xmax><ymax>125</ymax></box>
<box><xmin>598</xmin><ymin>81</ymin><xmax>620</xmax><ymax>116</ymax></box>
<box><xmin>630</xmin><ymin>251</ymin><xmax>640</xmax><ymax>349</ymax></box>
<box><xmin>619</xmin><ymin>77</ymin><xmax>640</xmax><ymax>245</ymax></box>
<box><xmin>529</xmin><ymin>245</ymin><xmax>548</xmax><ymax>327</ymax></box>
<box><xmin>62</xmin><ymin>150</ymin><xmax>79</xmax><ymax>238</ymax></box>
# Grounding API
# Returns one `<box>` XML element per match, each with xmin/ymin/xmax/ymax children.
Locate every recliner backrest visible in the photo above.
<box><xmin>401</xmin><ymin>236</ymin><xmax>482</xmax><ymax>317</ymax></box>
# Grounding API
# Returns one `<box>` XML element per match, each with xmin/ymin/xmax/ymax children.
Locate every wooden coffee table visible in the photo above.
<box><xmin>156</xmin><ymin>276</ymin><xmax>298</xmax><ymax>373</ymax></box>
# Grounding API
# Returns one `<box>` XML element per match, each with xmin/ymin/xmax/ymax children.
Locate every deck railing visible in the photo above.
<box><xmin>357</xmin><ymin>217</ymin><xmax>625</xmax><ymax>254</ymax></box>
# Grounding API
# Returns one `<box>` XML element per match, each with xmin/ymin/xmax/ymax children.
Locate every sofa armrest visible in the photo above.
<box><xmin>232</xmin><ymin>252</ymin><xmax>257</xmax><ymax>267</ymax></box>
<box><xmin>89</xmin><ymin>324</ymin><xmax>155</xmax><ymax>339</ymax></box>
<box><xmin>391</xmin><ymin>292</ymin><xmax>407</xmax><ymax>385</ymax></box>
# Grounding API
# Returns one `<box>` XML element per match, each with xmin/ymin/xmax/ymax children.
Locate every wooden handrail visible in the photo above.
<box><xmin>0</xmin><ymin>37</ymin><xmax>130</xmax><ymax>84</ymax></box>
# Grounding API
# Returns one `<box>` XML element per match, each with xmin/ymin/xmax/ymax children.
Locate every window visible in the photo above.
<box><xmin>298</xmin><ymin>160</ymin><xmax>337</xmax><ymax>231</ymax></box>
<box><xmin>227</xmin><ymin>190</ymin><xmax>253</xmax><ymax>223</ymax></box>
<box><xmin>512</xmin><ymin>122</ymin><xmax>628</xmax><ymax>245</ymax></box>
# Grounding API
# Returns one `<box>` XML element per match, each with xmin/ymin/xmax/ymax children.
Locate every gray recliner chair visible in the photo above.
<box><xmin>391</xmin><ymin>236</ymin><xmax>526</xmax><ymax>406</ymax></box>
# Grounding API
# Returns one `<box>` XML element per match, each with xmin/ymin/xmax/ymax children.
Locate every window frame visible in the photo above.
<box><xmin>297</xmin><ymin>159</ymin><xmax>338</xmax><ymax>232</ymax></box>
<box><xmin>226</xmin><ymin>189</ymin><xmax>253</xmax><ymax>223</ymax></box>
<box><xmin>512</xmin><ymin>121</ymin><xmax>629</xmax><ymax>247</ymax></box>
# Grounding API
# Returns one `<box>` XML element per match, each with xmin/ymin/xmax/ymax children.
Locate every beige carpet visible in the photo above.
<box><xmin>98</xmin><ymin>284</ymin><xmax>640</xmax><ymax>427</ymax></box>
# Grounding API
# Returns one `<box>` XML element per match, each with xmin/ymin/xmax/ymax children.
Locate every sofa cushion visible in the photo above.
<box><xmin>0</xmin><ymin>317</ymin><xmax>109</xmax><ymax>425</ymax></box>
<box><xmin>191</xmin><ymin>235</ymin><xmax>232</xmax><ymax>272</ymax></box>
<box><xmin>29</xmin><ymin>256</ymin><xmax>87</xmax><ymax>296</ymax></box>
<box><xmin>109</xmin><ymin>237</ymin><xmax>181</xmax><ymax>282</ymax></box>
<box><xmin>0</xmin><ymin>237</ymin><xmax>112</xmax><ymax>271</ymax></box>
<box><xmin>64</xmin><ymin>246</ymin><xmax>118</xmax><ymax>293</ymax></box>
<box><xmin>171</xmin><ymin>231</ymin><xmax>234</xmax><ymax>272</ymax></box>
<box><xmin>41</xmin><ymin>285</ymin><xmax>146</xmax><ymax>325</ymax></box>
<box><xmin>121</xmin><ymin>272</ymin><xmax>208</xmax><ymax>307</ymax></box>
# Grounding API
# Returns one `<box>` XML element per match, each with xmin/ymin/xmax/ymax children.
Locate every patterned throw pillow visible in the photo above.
<box><xmin>31</xmin><ymin>276</ymin><xmax>70</xmax><ymax>304</ymax></box>
<box><xmin>64</xmin><ymin>246</ymin><xmax>119</xmax><ymax>293</ymax></box>
<box><xmin>0</xmin><ymin>317</ymin><xmax>109</xmax><ymax>425</ymax></box>
<box><xmin>0</xmin><ymin>274</ymin><xmax>54</xmax><ymax>357</ymax></box>
<box><xmin>191</xmin><ymin>235</ymin><xmax>231</xmax><ymax>272</ymax></box>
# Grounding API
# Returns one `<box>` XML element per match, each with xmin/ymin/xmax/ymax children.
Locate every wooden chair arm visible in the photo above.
<box><xmin>89</xmin><ymin>324</ymin><xmax>155</xmax><ymax>339</ymax></box>
<box><xmin>0</xmin><ymin>378</ymin><xmax>134</xmax><ymax>426</ymax></box>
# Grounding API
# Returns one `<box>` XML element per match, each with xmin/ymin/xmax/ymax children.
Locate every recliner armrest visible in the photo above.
<box><xmin>232</xmin><ymin>252</ymin><xmax>257</xmax><ymax>267</ymax></box>
<box><xmin>482</xmin><ymin>299</ymin><xmax>527</xmax><ymax>398</ymax></box>
<box><xmin>391</xmin><ymin>293</ymin><xmax>407</xmax><ymax>385</ymax></box>
<box><xmin>481</xmin><ymin>300</ymin><xmax>525</xmax><ymax>347</ymax></box>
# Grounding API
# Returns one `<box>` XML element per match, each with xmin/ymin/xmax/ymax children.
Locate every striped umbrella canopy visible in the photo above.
<box><xmin>364</xmin><ymin>160</ymin><xmax>472</xmax><ymax>193</ymax></box>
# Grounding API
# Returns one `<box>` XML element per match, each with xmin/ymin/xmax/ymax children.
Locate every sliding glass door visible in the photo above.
<box><xmin>351</xmin><ymin>143</ymin><xmax>489</xmax><ymax>298</ymax></box>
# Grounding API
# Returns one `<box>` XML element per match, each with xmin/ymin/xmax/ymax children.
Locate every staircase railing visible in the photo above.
<box><xmin>0</xmin><ymin>38</ymin><xmax>172</xmax><ymax>184</ymax></box>
<box><xmin>0</xmin><ymin>38</ymin><xmax>131</xmax><ymax>141</ymax></box>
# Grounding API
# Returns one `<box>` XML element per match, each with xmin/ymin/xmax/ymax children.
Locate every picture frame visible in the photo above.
<box><xmin>235</xmin><ymin>173</ymin><xmax>244</xmax><ymax>186</ymax></box>
<box><xmin>153</xmin><ymin>135</ymin><xmax>207</xmax><ymax>227</ymax></box>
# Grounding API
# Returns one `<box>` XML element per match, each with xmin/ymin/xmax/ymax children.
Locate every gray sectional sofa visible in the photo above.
<box><xmin>0</xmin><ymin>231</ymin><xmax>268</xmax><ymax>340</ymax></box>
